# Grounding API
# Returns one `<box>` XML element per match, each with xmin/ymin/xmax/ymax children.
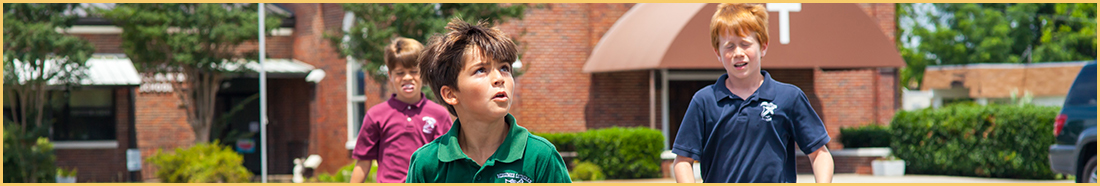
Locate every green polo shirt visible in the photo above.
<box><xmin>405</xmin><ymin>114</ymin><xmax>572</xmax><ymax>183</ymax></box>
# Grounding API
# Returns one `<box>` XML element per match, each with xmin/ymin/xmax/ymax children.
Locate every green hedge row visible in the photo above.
<box><xmin>839</xmin><ymin>124</ymin><xmax>892</xmax><ymax>148</ymax></box>
<box><xmin>536</xmin><ymin>127</ymin><xmax>664</xmax><ymax>179</ymax></box>
<box><xmin>890</xmin><ymin>104</ymin><xmax>1059</xmax><ymax>179</ymax></box>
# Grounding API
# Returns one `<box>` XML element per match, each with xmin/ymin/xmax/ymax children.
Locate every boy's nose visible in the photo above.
<box><xmin>491</xmin><ymin>70</ymin><xmax>505</xmax><ymax>87</ymax></box>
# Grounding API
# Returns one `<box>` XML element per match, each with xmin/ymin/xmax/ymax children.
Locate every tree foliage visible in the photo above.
<box><xmin>3</xmin><ymin>3</ymin><xmax>95</xmax><ymax>134</ymax></box>
<box><xmin>99</xmin><ymin>3</ymin><xmax>282</xmax><ymax>143</ymax></box>
<box><xmin>332</xmin><ymin>3</ymin><xmax>529</xmax><ymax>84</ymax></box>
<box><xmin>3</xmin><ymin>4</ymin><xmax>94</xmax><ymax>183</ymax></box>
<box><xmin>897</xmin><ymin>3</ymin><xmax>1096</xmax><ymax>89</ymax></box>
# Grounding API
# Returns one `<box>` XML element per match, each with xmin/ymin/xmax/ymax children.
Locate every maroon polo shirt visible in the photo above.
<box><xmin>352</xmin><ymin>94</ymin><xmax>453</xmax><ymax>183</ymax></box>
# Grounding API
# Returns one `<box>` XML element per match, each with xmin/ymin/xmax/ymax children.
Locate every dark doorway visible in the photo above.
<box><xmin>667</xmin><ymin>80</ymin><xmax>716</xmax><ymax>147</ymax></box>
<box><xmin>215</xmin><ymin>78</ymin><xmax>262</xmax><ymax>174</ymax></box>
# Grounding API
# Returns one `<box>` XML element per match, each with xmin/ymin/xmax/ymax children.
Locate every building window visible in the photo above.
<box><xmin>53</xmin><ymin>89</ymin><xmax>117</xmax><ymax>141</ymax></box>
<box><xmin>346</xmin><ymin>59</ymin><xmax>368</xmax><ymax>149</ymax></box>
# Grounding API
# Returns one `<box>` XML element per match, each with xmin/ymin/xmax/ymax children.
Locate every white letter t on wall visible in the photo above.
<box><xmin>766</xmin><ymin>3</ymin><xmax>801</xmax><ymax>45</ymax></box>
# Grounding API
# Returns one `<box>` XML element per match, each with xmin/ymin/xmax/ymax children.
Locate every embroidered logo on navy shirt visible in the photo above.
<box><xmin>422</xmin><ymin>116</ymin><xmax>437</xmax><ymax>134</ymax></box>
<box><xmin>760</xmin><ymin>101</ymin><xmax>777</xmax><ymax>121</ymax></box>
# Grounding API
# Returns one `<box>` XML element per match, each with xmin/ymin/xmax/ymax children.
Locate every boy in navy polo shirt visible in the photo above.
<box><xmin>406</xmin><ymin>18</ymin><xmax>571</xmax><ymax>183</ymax></box>
<box><xmin>350</xmin><ymin>37</ymin><xmax>453</xmax><ymax>183</ymax></box>
<box><xmin>671</xmin><ymin>3</ymin><xmax>834</xmax><ymax>183</ymax></box>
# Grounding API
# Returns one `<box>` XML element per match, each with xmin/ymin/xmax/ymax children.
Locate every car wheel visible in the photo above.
<box><xmin>1079</xmin><ymin>156</ymin><xmax>1096</xmax><ymax>183</ymax></box>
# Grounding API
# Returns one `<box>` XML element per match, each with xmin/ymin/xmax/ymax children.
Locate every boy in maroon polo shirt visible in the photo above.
<box><xmin>350</xmin><ymin>37</ymin><xmax>453</xmax><ymax>183</ymax></box>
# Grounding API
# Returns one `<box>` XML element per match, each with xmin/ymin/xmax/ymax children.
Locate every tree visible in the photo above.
<box><xmin>897</xmin><ymin>3</ymin><xmax>1096</xmax><ymax>89</ymax></box>
<box><xmin>98</xmin><ymin>3</ymin><xmax>282</xmax><ymax>143</ymax></box>
<box><xmin>3</xmin><ymin>3</ymin><xmax>94</xmax><ymax>183</ymax></box>
<box><xmin>331</xmin><ymin>3</ymin><xmax>529</xmax><ymax>100</ymax></box>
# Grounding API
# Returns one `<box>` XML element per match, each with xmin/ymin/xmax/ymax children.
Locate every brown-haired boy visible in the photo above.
<box><xmin>404</xmin><ymin>18</ymin><xmax>571</xmax><ymax>183</ymax></box>
<box><xmin>671</xmin><ymin>3</ymin><xmax>834</xmax><ymax>183</ymax></box>
<box><xmin>350</xmin><ymin>37</ymin><xmax>453</xmax><ymax>183</ymax></box>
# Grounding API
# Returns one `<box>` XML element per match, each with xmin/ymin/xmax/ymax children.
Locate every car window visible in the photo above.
<box><xmin>1065</xmin><ymin>64</ymin><xmax>1097</xmax><ymax>106</ymax></box>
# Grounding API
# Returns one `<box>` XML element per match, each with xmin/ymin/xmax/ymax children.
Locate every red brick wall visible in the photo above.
<box><xmin>135</xmin><ymin>89</ymin><xmax>194</xmax><ymax>180</ymax></box>
<box><xmin>74</xmin><ymin>34</ymin><xmax>123</xmax><ymax>54</ymax></box>
<box><xmin>586</xmin><ymin>70</ymin><xmax>653</xmax><ymax>129</ymax></box>
<box><xmin>857</xmin><ymin>3</ymin><xmax>897</xmax><ymax>43</ymax></box>
<box><xmin>814</xmin><ymin>68</ymin><xmax>896</xmax><ymax>149</ymax></box>
<box><xmin>284</xmin><ymin>3</ymin><xmax>353</xmax><ymax>174</ymax></box>
<box><xmin>497</xmin><ymin>3</ymin><xmax>635</xmax><ymax>133</ymax></box>
<box><xmin>55</xmin><ymin>88</ymin><xmax>135</xmax><ymax>182</ymax></box>
<box><xmin>234</xmin><ymin>36</ymin><xmax>295</xmax><ymax>59</ymax></box>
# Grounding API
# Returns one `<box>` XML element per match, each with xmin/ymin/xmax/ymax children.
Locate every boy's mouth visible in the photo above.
<box><xmin>733</xmin><ymin>62</ymin><xmax>749</xmax><ymax>68</ymax></box>
<box><xmin>401</xmin><ymin>83</ymin><xmax>416</xmax><ymax>93</ymax></box>
<box><xmin>492</xmin><ymin>91</ymin><xmax>508</xmax><ymax>101</ymax></box>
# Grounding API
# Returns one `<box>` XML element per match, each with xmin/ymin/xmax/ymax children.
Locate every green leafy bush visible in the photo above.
<box><xmin>537</xmin><ymin>127</ymin><xmax>663</xmax><ymax>179</ymax></box>
<box><xmin>839</xmin><ymin>124</ymin><xmax>892</xmax><ymax>148</ymax></box>
<box><xmin>314</xmin><ymin>161</ymin><xmax>377</xmax><ymax>183</ymax></box>
<box><xmin>536</xmin><ymin>132</ymin><xmax>577</xmax><ymax>152</ymax></box>
<box><xmin>146</xmin><ymin>140</ymin><xmax>252</xmax><ymax>183</ymax></box>
<box><xmin>569</xmin><ymin>160</ymin><xmax>605</xmax><ymax>181</ymax></box>
<box><xmin>3</xmin><ymin>124</ymin><xmax>57</xmax><ymax>183</ymax></box>
<box><xmin>890</xmin><ymin>104</ymin><xmax>1059</xmax><ymax>179</ymax></box>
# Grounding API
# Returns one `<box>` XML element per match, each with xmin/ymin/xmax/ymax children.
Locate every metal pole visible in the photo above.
<box><xmin>258</xmin><ymin>3</ymin><xmax>269</xmax><ymax>183</ymax></box>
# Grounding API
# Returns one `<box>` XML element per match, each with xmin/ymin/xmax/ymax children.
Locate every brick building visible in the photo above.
<box><xmin>53</xmin><ymin>3</ymin><xmax>901</xmax><ymax>182</ymax></box>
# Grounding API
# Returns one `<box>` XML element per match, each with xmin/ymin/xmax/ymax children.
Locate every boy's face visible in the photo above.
<box><xmin>389</xmin><ymin>65</ymin><xmax>422</xmax><ymax>102</ymax></box>
<box><xmin>441</xmin><ymin>49</ymin><xmax>514</xmax><ymax>121</ymax></box>
<box><xmin>714</xmin><ymin>30</ymin><xmax>768</xmax><ymax>80</ymax></box>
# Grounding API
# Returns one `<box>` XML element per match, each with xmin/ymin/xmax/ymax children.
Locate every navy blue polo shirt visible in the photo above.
<box><xmin>672</xmin><ymin>70</ymin><xmax>830</xmax><ymax>183</ymax></box>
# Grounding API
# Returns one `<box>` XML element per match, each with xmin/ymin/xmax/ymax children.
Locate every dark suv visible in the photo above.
<box><xmin>1050</xmin><ymin>62</ymin><xmax>1097</xmax><ymax>183</ymax></box>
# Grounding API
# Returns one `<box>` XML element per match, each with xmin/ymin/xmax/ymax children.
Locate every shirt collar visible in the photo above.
<box><xmin>387</xmin><ymin>93</ymin><xmax>427</xmax><ymax>112</ymax></box>
<box><xmin>713</xmin><ymin>70</ymin><xmax>776</xmax><ymax>101</ymax></box>
<box><xmin>437</xmin><ymin>113</ymin><xmax>528</xmax><ymax>163</ymax></box>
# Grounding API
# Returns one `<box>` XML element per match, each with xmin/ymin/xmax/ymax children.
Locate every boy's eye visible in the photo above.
<box><xmin>500</xmin><ymin>65</ymin><xmax>511</xmax><ymax>73</ymax></box>
<box><xmin>410</xmin><ymin>70</ymin><xmax>419</xmax><ymax>75</ymax></box>
<box><xmin>474</xmin><ymin>67</ymin><xmax>486</xmax><ymax>74</ymax></box>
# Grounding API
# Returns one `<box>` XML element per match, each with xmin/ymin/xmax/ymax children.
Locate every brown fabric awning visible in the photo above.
<box><xmin>583</xmin><ymin>3</ymin><xmax>906</xmax><ymax>73</ymax></box>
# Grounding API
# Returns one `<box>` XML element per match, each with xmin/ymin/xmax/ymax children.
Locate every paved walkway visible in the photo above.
<box><xmin>577</xmin><ymin>174</ymin><xmax>1075</xmax><ymax>183</ymax></box>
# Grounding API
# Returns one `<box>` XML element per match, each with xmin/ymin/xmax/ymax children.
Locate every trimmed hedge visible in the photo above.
<box><xmin>890</xmin><ymin>104</ymin><xmax>1059</xmax><ymax>179</ymax></box>
<box><xmin>535</xmin><ymin>127</ymin><xmax>664</xmax><ymax>179</ymax></box>
<box><xmin>839</xmin><ymin>124</ymin><xmax>891</xmax><ymax>148</ymax></box>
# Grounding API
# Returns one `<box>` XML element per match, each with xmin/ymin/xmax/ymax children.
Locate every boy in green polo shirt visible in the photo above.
<box><xmin>406</xmin><ymin>18</ymin><xmax>571</xmax><ymax>183</ymax></box>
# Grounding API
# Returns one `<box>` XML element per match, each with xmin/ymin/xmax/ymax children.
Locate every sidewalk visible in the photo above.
<box><xmin>577</xmin><ymin>174</ymin><xmax>1075</xmax><ymax>183</ymax></box>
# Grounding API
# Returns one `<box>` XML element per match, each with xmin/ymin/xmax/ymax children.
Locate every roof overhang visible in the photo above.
<box><xmin>583</xmin><ymin>3</ymin><xmax>906</xmax><ymax>73</ymax></box>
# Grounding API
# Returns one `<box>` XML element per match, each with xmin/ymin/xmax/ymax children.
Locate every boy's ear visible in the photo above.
<box><xmin>440</xmin><ymin>85</ymin><xmax>459</xmax><ymax>106</ymax></box>
<box><xmin>760</xmin><ymin>42</ymin><xmax>768</xmax><ymax>57</ymax></box>
<box><xmin>713</xmin><ymin>48</ymin><xmax>722</xmax><ymax>62</ymax></box>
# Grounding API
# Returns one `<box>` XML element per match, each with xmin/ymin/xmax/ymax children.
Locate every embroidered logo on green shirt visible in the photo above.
<box><xmin>496</xmin><ymin>172</ymin><xmax>532</xmax><ymax>183</ymax></box>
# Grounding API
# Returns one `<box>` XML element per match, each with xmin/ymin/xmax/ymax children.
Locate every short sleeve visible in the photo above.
<box><xmin>539</xmin><ymin>149</ymin><xmax>573</xmax><ymax>183</ymax></box>
<box><xmin>672</xmin><ymin>95</ymin><xmax>706</xmax><ymax>160</ymax></box>
<box><xmin>790</xmin><ymin>90</ymin><xmax>830</xmax><ymax>155</ymax></box>
<box><xmin>404</xmin><ymin>151</ymin><xmax>425</xmax><ymax>183</ymax></box>
<box><xmin>352</xmin><ymin>114</ymin><xmax>381</xmax><ymax>160</ymax></box>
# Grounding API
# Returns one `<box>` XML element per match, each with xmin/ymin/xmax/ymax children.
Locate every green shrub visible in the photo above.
<box><xmin>315</xmin><ymin>161</ymin><xmax>377</xmax><ymax>183</ymax></box>
<box><xmin>890</xmin><ymin>104</ymin><xmax>1059</xmax><ymax>179</ymax></box>
<box><xmin>535</xmin><ymin>132</ymin><xmax>577</xmax><ymax>152</ymax></box>
<box><xmin>575</xmin><ymin>127</ymin><xmax>663</xmax><ymax>179</ymax></box>
<box><xmin>3</xmin><ymin>124</ymin><xmax>57</xmax><ymax>183</ymax></box>
<box><xmin>569</xmin><ymin>160</ymin><xmax>605</xmax><ymax>181</ymax></box>
<box><xmin>146</xmin><ymin>140</ymin><xmax>252</xmax><ymax>183</ymax></box>
<box><xmin>839</xmin><ymin>124</ymin><xmax>891</xmax><ymax>148</ymax></box>
<box><xmin>537</xmin><ymin>127</ymin><xmax>663</xmax><ymax>179</ymax></box>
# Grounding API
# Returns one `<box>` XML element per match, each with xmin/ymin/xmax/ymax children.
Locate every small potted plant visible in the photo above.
<box><xmin>871</xmin><ymin>155</ymin><xmax>905</xmax><ymax>176</ymax></box>
<box><xmin>56</xmin><ymin>167</ymin><xmax>77</xmax><ymax>183</ymax></box>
